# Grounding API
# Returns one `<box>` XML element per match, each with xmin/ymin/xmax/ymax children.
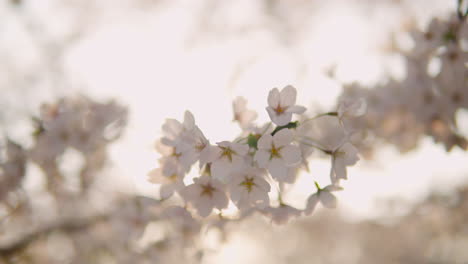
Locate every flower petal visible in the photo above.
<box><xmin>320</xmin><ymin>191</ymin><xmax>337</xmax><ymax>208</ymax></box>
<box><xmin>268</xmin><ymin>158</ymin><xmax>288</xmax><ymax>180</ymax></box>
<box><xmin>286</xmin><ymin>105</ymin><xmax>306</xmax><ymax>114</ymax></box>
<box><xmin>279</xmin><ymin>85</ymin><xmax>297</xmax><ymax>107</ymax></box>
<box><xmin>304</xmin><ymin>193</ymin><xmax>319</xmax><ymax>216</ymax></box>
<box><xmin>257</xmin><ymin>133</ymin><xmax>273</xmax><ymax>150</ymax></box>
<box><xmin>254</xmin><ymin>150</ymin><xmax>270</xmax><ymax>168</ymax></box>
<box><xmin>268</xmin><ymin>88</ymin><xmax>280</xmax><ymax>108</ymax></box>
<box><xmin>281</xmin><ymin>145</ymin><xmax>301</xmax><ymax>166</ymax></box>
<box><xmin>273</xmin><ymin>129</ymin><xmax>293</xmax><ymax>147</ymax></box>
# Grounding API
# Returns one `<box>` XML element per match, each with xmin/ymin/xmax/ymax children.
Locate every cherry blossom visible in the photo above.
<box><xmin>254</xmin><ymin>129</ymin><xmax>301</xmax><ymax>181</ymax></box>
<box><xmin>304</xmin><ymin>184</ymin><xmax>343</xmax><ymax>216</ymax></box>
<box><xmin>266</xmin><ymin>85</ymin><xmax>306</xmax><ymax>126</ymax></box>
<box><xmin>180</xmin><ymin>175</ymin><xmax>229</xmax><ymax>217</ymax></box>
<box><xmin>233</xmin><ymin>96</ymin><xmax>258</xmax><ymax>129</ymax></box>
<box><xmin>228</xmin><ymin>167</ymin><xmax>271</xmax><ymax>211</ymax></box>
<box><xmin>330</xmin><ymin>142</ymin><xmax>360</xmax><ymax>184</ymax></box>
<box><xmin>200</xmin><ymin>141</ymin><xmax>249</xmax><ymax>182</ymax></box>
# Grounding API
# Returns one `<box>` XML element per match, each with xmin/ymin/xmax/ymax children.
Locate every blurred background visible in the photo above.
<box><xmin>1</xmin><ymin>0</ymin><xmax>468</xmax><ymax>263</ymax></box>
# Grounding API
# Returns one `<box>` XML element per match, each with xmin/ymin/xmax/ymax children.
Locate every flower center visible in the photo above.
<box><xmin>171</xmin><ymin>148</ymin><xmax>182</xmax><ymax>158</ymax></box>
<box><xmin>220</xmin><ymin>147</ymin><xmax>235</xmax><ymax>162</ymax></box>
<box><xmin>274</xmin><ymin>105</ymin><xmax>286</xmax><ymax>114</ymax></box>
<box><xmin>169</xmin><ymin>173</ymin><xmax>178</xmax><ymax>181</ymax></box>
<box><xmin>270</xmin><ymin>144</ymin><xmax>282</xmax><ymax>159</ymax></box>
<box><xmin>240</xmin><ymin>177</ymin><xmax>256</xmax><ymax>192</ymax></box>
<box><xmin>200</xmin><ymin>184</ymin><xmax>216</xmax><ymax>198</ymax></box>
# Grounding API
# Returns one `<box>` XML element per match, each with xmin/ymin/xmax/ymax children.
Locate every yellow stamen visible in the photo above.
<box><xmin>201</xmin><ymin>184</ymin><xmax>216</xmax><ymax>198</ymax></box>
<box><xmin>240</xmin><ymin>177</ymin><xmax>256</xmax><ymax>192</ymax></box>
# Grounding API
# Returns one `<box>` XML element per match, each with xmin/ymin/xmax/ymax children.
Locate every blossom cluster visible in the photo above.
<box><xmin>149</xmin><ymin>86</ymin><xmax>365</xmax><ymax>223</ymax></box>
<box><xmin>28</xmin><ymin>96</ymin><xmax>128</xmax><ymax>193</ymax></box>
<box><xmin>338</xmin><ymin>13</ymin><xmax>468</xmax><ymax>155</ymax></box>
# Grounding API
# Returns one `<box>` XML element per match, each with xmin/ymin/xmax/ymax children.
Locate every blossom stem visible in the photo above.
<box><xmin>302</xmin><ymin>112</ymin><xmax>338</xmax><ymax>124</ymax></box>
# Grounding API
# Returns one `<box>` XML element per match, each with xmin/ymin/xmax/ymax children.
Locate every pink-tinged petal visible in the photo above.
<box><xmin>273</xmin><ymin>129</ymin><xmax>293</xmax><ymax>147</ymax></box>
<box><xmin>160</xmin><ymin>184</ymin><xmax>175</xmax><ymax>199</ymax></box>
<box><xmin>341</xmin><ymin>143</ymin><xmax>360</xmax><ymax>165</ymax></box>
<box><xmin>162</xmin><ymin>119</ymin><xmax>183</xmax><ymax>139</ymax></box>
<box><xmin>324</xmin><ymin>184</ymin><xmax>343</xmax><ymax>192</ymax></box>
<box><xmin>257</xmin><ymin>133</ymin><xmax>273</xmax><ymax>150</ymax></box>
<box><xmin>199</xmin><ymin>145</ymin><xmax>220</xmax><ymax>165</ymax></box>
<box><xmin>333</xmin><ymin>157</ymin><xmax>348</xmax><ymax>180</ymax></box>
<box><xmin>250</xmin><ymin>190</ymin><xmax>269</xmax><ymax>208</ymax></box>
<box><xmin>320</xmin><ymin>191</ymin><xmax>337</xmax><ymax>208</ymax></box>
<box><xmin>286</xmin><ymin>105</ymin><xmax>306</xmax><ymax>114</ymax></box>
<box><xmin>268</xmin><ymin>158</ymin><xmax>288</xmax><ymax>180</ymax></box>
<box><xmin>213</xmin><ymin>190</ymin><xmax>229</xmax><ymax>210</ymax></box>
<box><xmin>268</xmin><ymin>88</ymin><xmax>280</xmax><ymax>108</ymax></box>
<box><xmin>183</xmin><ymin>111</ymin><xmax>195</xmax><ymax>130</ymax></box>
<box><xmin>154</xmin><ymin>140</ymin><xmax>173</xmax><ymax>156</ymax></box>
<box><xmin>304</xmin><ymin>193</ymin><xmax>319</xmax><ymax>216</ymax></box>
<box><xmin>254</xmin><ymin>176</ymin><xmax>271</xmax><ymax>192</ymax></box>
<box><xmin>281</xmin><ymin>167</ymin><xmax>298</xmax><ymax>183</ymax></box>
<box><xmin>279</xmin><ymin>85</ymin><xmax>297</xmax><ymax>107</ymax></box>
<box><xmin>254</xmin><ymin>150</ymin><xmax>270</xmax><ymax>168</ymax></box>
<box><xmin>281</xmin><ymin>145</ymin><xmax>301</xmax><ymax>166</ymax></box>
<box><xmin>231</xmin><ymin>155</ymin><xmax>246</xmax><ymax>170</ymax></box>
<box><xmin>147</xmin><ymin>168</ymin><xmax>163</xmax><ymax>184</ymax></box>
<box><xmin>231</xmin><ymin>143</ymin><xmax>249</xmax><ymax>156</ymax></box>
<box><xmin>272</xmin><ymin>112</ymin><xmax>293</xmax><ymax>126</ymax></box>
<box><xmin>211</xmin><ymin>159</ymin><xmax>232</xmax><ymax>182</ymax></box>
<box><xmin>229</xmin><ymin>185</ymin><xmax>242</xmax><ymax>203</ymax></box>
<box><xmin>180</xmin><ymin>184</ymin><xmax>199</xmax><ymax>203</ymax></box>
<box><xmin>196</xmin><ymin>202</ymin><xmax>213</xmax><ymax>217</ymax></box>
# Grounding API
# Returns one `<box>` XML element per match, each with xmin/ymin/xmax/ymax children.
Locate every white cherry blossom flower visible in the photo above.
<box><xmin>261</xmin><ymin>204</ymin><xmax>302</xmax><ymax>225</ymax></box>
<box><xmin>233</xmin><ymin>96</ymin><xmax>258</xmax><ymax>129</ymax></box>
<box><xmin>330</xmin><ymin>142</ymin><xmax>359</xmax><ymax>184</ymax></box>
<box><xmin>266</xmin><ymin>85</ymin><xmax>306</xmax><ymax>126</ymax></box>
<box><xmin>229</xmin><ymin>167</ymin><xmax>270</xmax><ymax>211</ymax></box>
<box><xmin>304</xmin><ymin>184</ymin><xmax>343</xmax><ymax>216</ymax></box>
<box><xmin>148</xmin><ymin>165</ymin><xmax>185</xmax><ymax>199</ymax></box>
<box><xmin>160</xmin><ymin>110</ymin><xmax>195</xmax><ymax>148</ymax></box>
<box><xmin>199</xmin><ymin>141</ymin><xmax>249</xmax><ymax>182</ymax></box>
<box><xmin>254</xmin><ymin>129</ymin><xmax>301</xmax><ymax>181</ymax></box>
<box><xmin>155</xmin><ymin>139</ymin><xmax>192</xmax><ymax>173</ymax></box>
<box><xmin>180</xmin><ymin>175</ymin><xmax>229</xmax><ymax>217</ymax></box>
<box><xmin>337</xmin><ymin>98</ymin><xmax>367</xmax><ymax>120</ymax></box>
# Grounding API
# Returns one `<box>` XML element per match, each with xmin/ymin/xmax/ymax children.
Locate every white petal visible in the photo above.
<box><xmin>279</xmin><ymin>85</ymin><xmax>297</xmax><ymax>107</ymax></box>
<box><xmin>254</xmin><ymin>150</ymin><xmax>270</xmax><ymax>168</ymax></box>
<box><xmin>211</xmin><ymin>159</ymin><xmax>232</xmax><ymax>182</ymax></box>
<box><xmin>183</xmin><ymin>110</ymin><xmax>195</xmax><ymax>129</ymax></box>
<box><xmin>324</xmin><ymin>184</ymin><xmax>343</xmax><ymax>192</ymax></box>
<box><xmin>281</xmin><ymin>145</ymin><xmax>301</xmax><ymax>166</ymax></box>
<box><xmin>162</xmin><ymin>119</ymin><xmax>183</xmax><ymax>139</ymax></box>
<box><xmin>257</xmin><ymin>133</ymin><xmax>273</xmax><ymax>150</ymax></box>
<box><xmin>304</xmin><ymin>194</ymin><xmax>319</xmax><ymax>216</ymax></box>
<box><xmin>199</xmin><ymin>145</ymin><xmax>220</xmax><ymax>165</ymax></box>
<box><xmin>160</xmin><ymin>184</ymin><xmax>175</xmax><ymax>199</ymax></box>
<box><xmin>273</xmin><ymin>129</ymin><xmax>293</xmax><ymax>147</ymax></box>
<box><xmin>333</xmin><ymin>157</ymin><xmax>348</xmax><ymax>180</ymax></box>
<box><xmin>213</xmin><ymin>190</ymin><xmax>229</xmax><ymax>210</ymax></box>
<box><xmin>231</xmin><ymin>142</ymin><xmax>249</xmax><ymax>156</ymax></box>
<box><xmin>254</xmin><ymin>176</ymin><xmax>271</xmax><ymax>192</ymax></box>
<box><xmin>272</xmin><ymin>112</ymin><xmax>293</xmax><ymax>126</ymax></box>
<box><xmin>196</xmin><ymin>201</ymin><xmax>213</xmax><ymax>217</ymax></box>
<box><xmin>286</xmin><ymin>105</ymin><xmax>306</xmax><ymax>114</ymax></box>
<box><xmin>268</xmin><ymin>158</ymin><xmax>288</xmax><ymax>180</ymax></box>
<box><xmin>268</xmin><ymin>88</ymin><xmax>280</xmax><ymax>108</ymax></box>
<box><xmin>341</xmin><ymin>143</ymin><xmax>360</xmax><ymax>165</ymax></box>
<box><xmin>147</xmin><ymin>168</ymin><xmax>163</xmax><ymax>183</ymax></box>
<box><xmin>320</xmin><ymin>191</ymin><xmax>337</xmax><ymax>208</ymax></box>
